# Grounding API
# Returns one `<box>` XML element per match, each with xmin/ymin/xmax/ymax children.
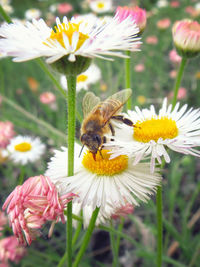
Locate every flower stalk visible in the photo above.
<box><xmin>156</xmin><ymin>186</ymin><xmax>163</xmax><ymax>267</ymax></box>
<box><xmin>172</xmin><ymin>57</ymin><xmax>187</xmax><ymax>109</ymax></box>
<box><xmin>66</xmin><ymin>75</ymin><xmax>77</xmax><ymax>267</ymax></box>
<box><xmin>125</xmin><ymin>51</ymin><xmax>131</xmax><ymax>110</ymax></box>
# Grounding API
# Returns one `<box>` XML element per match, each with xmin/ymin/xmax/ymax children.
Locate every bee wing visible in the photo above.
<box><xmin>101</xmin><ymin>88</ymin><xmax>132</xmax><ymax>124</ymax></box>
<box><xmin>82</xmin><ymin>92</ymin><xmax>100</xmax><ymax>118</ymax></box>
<box><xmin>108</xmin><ymin>88</ymin><xmax>132</xmax><ymax>105</ymax></box>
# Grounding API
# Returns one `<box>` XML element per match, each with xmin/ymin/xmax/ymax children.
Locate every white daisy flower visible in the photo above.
<box><xmin>105</xmin><ymin>98</ymin><xmax>200</xmax><ymax>173</ymax></box>
<box><xmin>4</xmin><ymin>135</ymin><xmax>46</xmax><ymax>165</ymax></box>
<box><xmin>45</xmin><ymin>145</ymin><xmax>161</xmax><ymax>216</ymax></box>
<box><xmin>0</xmin><ymin>15</ymin><xmax>141</xmax><ymax>64</ymax></box>
<box><xmin>89</xmin><ymin>0</ymin><xmax>113</xmax><ymax>14</ymax></box>
<box><xmin>60</xmin><ymin>64</ymin><xmax>101</xmax><ymax>91</ymax></box>
<box><xmin>25</xmin><ymin>8</ymin><xmax>41</xmax><ymax>21</ymax></box>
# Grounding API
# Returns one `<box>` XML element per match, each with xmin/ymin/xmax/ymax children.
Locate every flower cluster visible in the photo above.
<box><xmin>3</xmin><ymin>175</ymin><xmax>75</xmax><ymax>245</ymax></box>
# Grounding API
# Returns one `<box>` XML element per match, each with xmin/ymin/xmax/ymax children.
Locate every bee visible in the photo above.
<box><xmin>80</xmin><ymin>88</ymin><xmax>134</xmax><ymax>159</ymax></box>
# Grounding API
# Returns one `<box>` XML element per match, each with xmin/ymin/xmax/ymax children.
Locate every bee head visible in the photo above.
<box><xmin>80</xmin><ymin>133</ymin><xmax>102</xmax><ymax>154</ymax></box>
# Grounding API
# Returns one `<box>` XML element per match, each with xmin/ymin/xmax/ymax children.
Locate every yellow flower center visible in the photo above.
<box><xmin>45</xmin><ymin>22</ymin><xmax>89</xmax><ymax>51</ymax></box>
<box><xmin>77</xmin><ymin>74</ymin><xmax>88</xmax><ymax>83</ymax></box>
<box><xmin>97</xmin><ymin>2</ymin><xmax>105</xmax><ymax>9</ymax></box>
<box><xmin>133</xmin><ymin>117</ymin><xmax>178</xmax><ymax>143</ymax></box>
<box><xmin>14</xmin><ymin>142</ymin><xmax>32</xmax><ymax>152</ymax></box>
<box><xmin>82</xmin><ymin>150</ymin><xmax>128</xmax><ymax>176</ymax></box>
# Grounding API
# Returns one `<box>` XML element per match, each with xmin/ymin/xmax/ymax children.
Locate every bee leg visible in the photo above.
<box><xmin>99</xmin><ymin>148</ymin><xmax>104</xmax><ymax>159</ymax></box>
<box><xmin>109</xmin><ymin>123</ymin><xmax>115</xmax><ymax>136</ymax></box>
<box><xmin>92</xmin><ymin>152</ymin><xmax>96</xmax><ymax>161</ymax></box>
<box><xmin>111</xmin><ymin>115</ymin><xmax>134</xmax><ymax>127</ymax></box>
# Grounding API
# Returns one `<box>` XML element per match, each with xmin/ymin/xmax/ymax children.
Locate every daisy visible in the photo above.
<box><xmin>60</xmin><ymin>64</ymin><xmax>101</xmax><ymax>91</ymax></box>
<box><xmin>105</xmin><ymin>98</ymin><xmax>200</xmax><ymax>172</ymax></box>
<box><xmin>0</xmin><ymin>15</ymin><xmax>141</xmax><ymax>64</ymax></box>
<box><xmin>4</xmin><ymin>135</ymin><xmax>45</xmax><ymax>165</ymax></box>
<box><xmin>45</xmin><ymin>145</ymin><xmax>161</xmax><ymax>217</ymax></box>
<box><xmin>89</xmin><ymin>0</ymin><xmax>112</xmax><ymax>14</ymax></box>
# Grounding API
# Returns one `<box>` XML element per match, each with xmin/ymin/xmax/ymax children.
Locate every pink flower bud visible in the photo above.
<box><xmin>39</xmin><ymin>92</ymin><xmax>56</xmax><ymax>105</ymax></box>
<box><xmin>115</xmin><ymin>6</ymin><xmax>147</xmax><ymax>34</ymax></box>
<box><xmin>146</xmin><ymin>35</ymin><xmax>158</xmax><ymax>45</ymax></box>
<box><xmin>169</xmin><ymin>49</ymin><xmax>182</xmax><ymax>63</ymax></box>
<box><xmin>58</xmin><ymin>3</ymin><xmax>73</xmax><ymax>14</ymax></box>
<box><xmin>157</xmin><ymin>18</ymin><xmax>171</xmax><ymax>29</ymax></box>
<box><xmin>172</xmin><ymin>19</ymin><xmax>200</xmax><ymax>57</ymax></box>
<box><xmin>0</xmin><ymin>121</ymin><xmax>15</xmax><ymax>148</ymax></box>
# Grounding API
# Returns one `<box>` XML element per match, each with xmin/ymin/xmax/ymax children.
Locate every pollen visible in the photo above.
<box><xmin>14</xmin><ymin>142</ymin><xmax>32</xmax><ymax>152</ymax></box>
<box><xmin>82</xmin><ymin>150</ymin><xmax>128</xmax><ymax>176</ymax></box>
<box><xmin>133</xmin><ymin>116</ymin><xmax>178</xmax><ymax>143</ymax></box>
<box><xmin>77</xmin><ymin>74</ymin><xmax>88</xmax><ymax>83</ymax></box>
<box><xmin>45</xmin><ymin>22</ymin><xmax>89</xmax><ymax>51</ymax></box>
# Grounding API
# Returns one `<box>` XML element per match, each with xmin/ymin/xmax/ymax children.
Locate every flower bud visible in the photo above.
<box><xmin>172</xmin><ymin>19</ymin><xmax>200</xmax><ymax>58</ymax></box>
<box><xmin>115</xmin><ymin>6</ymin><xmax>147</xmax><ymax>34</ymax></box>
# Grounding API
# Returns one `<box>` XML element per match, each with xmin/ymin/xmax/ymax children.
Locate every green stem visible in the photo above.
<box><xmin>1</xmin><ymin>95</ymin><xmax>66</xmax><ymax>140</ymax></box>
<box><xmin>125</xmin><ymin>50</ymin><xmax>131</xmax><ymax>110</ymax></box>
<box><xmin>72</xmin><ymin>207</ymin><xmax>100</xmax><ymax>267</ymax></box>
<box><xmin>18</xmin><ymin>166</ymin><xmax>25</xmax><ymax>185</ymax></box>
<box><xmin>109</xmin><ymin>222</ymin><xmax>118</xmax><ymax>267</ymax></box>
<box><xmin>57</xmin><ymin>221</ymin><xmax>82</xmax><ymax>267</ymax></box>
<box><xmin>156</xmin><ymin>186</ymin><xmax>163</xmax><ymax>267</ymax></box>
<box><xmin>116</xmin><ymin>217</ymin><xmax>124</xmax><ymax>256</ymax></box>
<box><xmin>0</xmin><ymin>4</ymin><xmax>12</xmax><ymax>23</ymax></box>
<box><xmin>172</xmin><ymin>57</ymin><xmax>187</xmax><ymax>109</ymax></box>
<box><xmin>66</xmin><ymin>75</ymin><xmax>77</xmax><ymax>267</ymax></box>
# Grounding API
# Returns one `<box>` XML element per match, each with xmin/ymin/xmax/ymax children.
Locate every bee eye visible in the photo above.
<box><xmin>81</xmin><ymin>134</ymin><xmax>87</xmax><ymax>142</ymax></box>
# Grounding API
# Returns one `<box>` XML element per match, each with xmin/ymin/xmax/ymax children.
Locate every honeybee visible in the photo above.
<box><xmin>80</xmin><ymin>89</ymin><xmax>134</xmax><ymax>159</ymax></box>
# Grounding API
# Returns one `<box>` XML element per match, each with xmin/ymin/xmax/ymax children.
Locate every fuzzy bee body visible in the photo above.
<box><xmin>80</xmin><ymin>89</ymin><xmax>133</xmax><ymax>157</ymax></box>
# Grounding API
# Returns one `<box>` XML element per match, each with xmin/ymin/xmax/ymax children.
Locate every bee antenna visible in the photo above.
<box><xmin>79</xmin><ymin>145</ymin><xmax>85</xmax><ymax>157</ymax></box>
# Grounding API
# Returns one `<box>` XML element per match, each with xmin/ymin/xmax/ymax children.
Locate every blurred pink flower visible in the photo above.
<box><xmin>0</xmin><ymin>121</ymin><xmax>15</xmax><ymax>148</ymax></box>
<box><xmin>168</xmin><ymin>87</ymin><xmax>187</xmax><ymax>100</ymax></box>
<box><xmin>115</xmin><ymin>6</ymin><xmax>147</xmax><ymax>33</ymax></box>
<box><xmin>157</xmin><ymin>18</ymin><xmax>171</xmax><ymax>29</ymax></box>
<box><xmin>146</xmin><ymin>35</ymin><xmax>158</xmax><ymax>44</ymax></box>
<box><xmin>111</xmin><ymin>203</ymin><xmax>134</xmax><ymax>220</ymax></box>
<box><xmin>169</xmin><ymin>49</ymin><xmax>182</xmax><ymax>63</ymax></box>
<box><xmin>170</xmin><ymin>1</ymin><xmax>180</xmax><ymax>8</ymax></box>
<box><xmin>0</xmin><ymin>236</ymin><xmax>26</xmax><ymax>264</ymax></box>
<box><xmin>169</xmin><ymin>70</ymin><xmax>177</xmax><ymax>78</ymax></box>
<box><xmin>3</xmin><ymin>175</ymin><xmax>76</xmax><ymax>245</ymax></box>
<box><xmin>39</xmin><ymin>92</ymin><xmax>56</xmax><ymax>105</ymax></box>
<box><xmin>58</xmin><ymin>3</ymin><xmax>73</xmax><ymax>14</ymax></box>
<box><xmin>185</xmin><ymin>6</ymin><xmax>197</xmax><ymax>16</ymax></box>
<box><xmin>134</xmin><ymin>63</ymin><xmax>145</xmax><ymax>72</ymax></box>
